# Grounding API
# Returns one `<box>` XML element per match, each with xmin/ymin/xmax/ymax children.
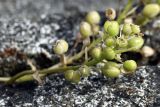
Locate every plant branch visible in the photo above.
<box><xmin>49</xmin><ymin>33</ymin><xmax>105</xmax><ymax>69</ymax></box>
<box><xmin>115</xmin><ymin>47</ymin><xmax>137</xmax><ymax>54</ymax></box>
<box><xmin>117</xmin><ymin>0</ymin><xmax>133</xmax><ymax>24</ymax></box>
<box><xmin>5</xmin><ymin>66</ymin><xmax>80</xmax><ymax>84</ymax></box>
<box><xmin>0</xmin><ymin>77</ymin><xmax>10</xmax><ymax>82</ymax></box>
<box><xmin>4</xmin><ymin>35</ymin><xmax>107</xmax><ymax>85</ymax></box>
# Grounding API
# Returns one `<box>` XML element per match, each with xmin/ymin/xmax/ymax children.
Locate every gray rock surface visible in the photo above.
<box><xmin>0</xmin><ymin>66</ymin><xmax>160</xmax><ymax>107</ymax></box>
<box><xmin>0</xmin><ymin>0</ymin><xmax>123</xmax><ymax>18</ymax></box>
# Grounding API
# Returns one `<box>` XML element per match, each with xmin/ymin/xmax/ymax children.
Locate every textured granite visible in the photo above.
<box><xmin>0</xmin><ymin>66</ymin><xmax>160</xmax><ymax>107</ymax></box>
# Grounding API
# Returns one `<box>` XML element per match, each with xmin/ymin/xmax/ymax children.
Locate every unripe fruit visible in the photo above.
<box><xmin>104</xmin><ymin>21</ymin><xmax>111</xmax><ymax>32</ymax></box>
<box><xmin>102</xmin><ymin>61</ymin><xmax>119</xmax><ymax>70</ymax></box>
<box><xmin>65</xmin><ymin>70</ymin><xmax>81</xmax><ymax>83</ymax></box>
<box><xmin>92</xmin><ymin>25</ymin><xmax>100</xmax><ymax>35</ymax></box>
<box><xmin>86</xmin><ymin>11</ymin><xmax>101</xmax><ymax>25</ymax></box>
<box><xmin>122</xmin><ymin>23</ymin><xmax>132</xmax><ymax>35</ymax></box>
<box><xmin>80</xmin><ymin>22</ymin><xmax>92</xmax><ymax>38</ymax></box>
<box><xmin>104</xmin><ymin>21</ymin><xmax>119</xmax><ymax>37</ymax></box>
<box><xmin>123</xmin><ymin>60</ymin><xmax>137</xmax><ymax>72</ymax></box>
<box><xmin>105</xmin><ymin>37</ymin><xmax>115</xmax><ymax>47</ymax></box>
<box><xmin>102</xmin><ymin>66</ymin><xmax>120</xmax><ymax>78</ymax></box>
<box><xmin>53</xmin><ymin>39</ymin><xmax>68</xmax><ymax>55</ymax></box>
<box><xmin>116</xmin><ymin>38</ymin><xmax>128</xmax><ymax>48</ymax></box>
<box><xmin>107</xmin><ymin>23</ymin><xmax>119</xmax><ymax>37</ymax></box>
<box><xmin>128</xmin><ymin>37</ymin><xmax>144</xmax><ymax>50</ymax></box>
<box><xmin>80</xmin><ymin>65</ymin><xmax>90</xmax><ymax>77</ymax></box>
<box><xmin>90</xmin><ymin>47</ymin><xmax>102</xmax><ymax>60</ymax></box>
<box><xmin>142</xmin><ymin>4</ymin><xmax>160</xmax><ymax>18</ymax></box>
<box><xmin>72</xmin><ymin>71</ymin><xmax>81</xmax><ymax>83</ymax></box>
<box><xmin>65</xmin><ymin>70</ymin><xmax>74</xmax><ymax>81</ymax></box>
<box><xmin>131</xmin><ymin>24</ymin><xmax>140</xmax><ymax>34</ymax></box>
<box><xmin>102</xmin><ymin>47</ymin><xmax>116</xmax><ymax>60</ymax></box>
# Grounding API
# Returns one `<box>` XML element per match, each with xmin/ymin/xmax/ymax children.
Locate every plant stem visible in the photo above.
<box><xmin>60</xmin><ymin>54</ymin><xmax>67</xmax><ymax>66</ymax></box>
<box><xmin>1</xmin><ymin>29</ymin><xmax>106</xmax><ymax>84</ymax></box>
<box><xmin>5</xmin><ymin>57</ymin><xmax>103</xmax><ymax>84</ymax></box>
<box><xmin>85</xmin><ymin>47</ymin><xmax>88</xmax><ymax>62</ymax></box>
<box><xmin>49</xmin><ymin>33</ymin><xmax>105</xmax><ymax>69</ymax></box>
<box><xmin>115</xmin><ymin>47</ymin><xmax>136</xmax><ymax>54</ymax></box>
<box><xmin>5</xmin><ymin>66</ymin><xmax>80</xmax><ymax>84</ymax></box>
<box><xmin>0</xmin><ymin>77</ymin><xmax>10</xmax><ymax>82</ymax></box>
<box><xmin>85</xmin><ymin>59</ymin><xmax>101</xmax><ymax>66</ymax></box>
<box><xmin>15</xmin><ymin>74</ymin><xmax>45</xmax><ymax>83</ymax></box>
<box><xmin>117</xmin><ymin>0</ymin><xmax>133</xmax><ymax>24</ymax></box>
<box><xmin>5</xmin><ymin>41</ymin><xmax>106</xmax><ymax>85</ymax></box>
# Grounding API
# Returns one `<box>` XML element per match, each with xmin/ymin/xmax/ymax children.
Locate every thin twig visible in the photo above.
<box><xmin>117</xmin><ymin>0</ymin><xmax>134</xmax><ymax>24</ymax></box>
<box><xmin>5</xmin><ymin>66</ymin><xmax>79</xmax><ymax>84</ymax></box>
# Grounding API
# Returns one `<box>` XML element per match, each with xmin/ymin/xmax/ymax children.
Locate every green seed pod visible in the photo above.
<box><xmin>64</xmin><ymin>70</ymin><xmax>74</xmax><ymax>81</ymax></box>
<box><xmin>128</xmin><ymin>37</ymin><xmax>144</xmax><ymax>51</ymax></box>
<box><xmin>116</xmin><ymin>38</ymin><xmax>128</xmax><ymax>48</ymax></box>
<box><xmin>80</xmin><ymin>65</ymin><xmax>90</xmax><ymax>77</ymax></box>
<box><xmin>105</xmin><ymin>37</ymin><xmax>115</xmax><ymax>47</ymax></box>
<box><xmin>102</xmin><ymin>61</ymin><xmax>119</xmax><ymax>70</ymax></box>
<box><xmin>142</xmin><ymin>4</ymin><xmax>160</xmax><ymax>18</ymax></box>
<box><xmin>122</xmin><ymin>23</ymin><xmax>132</xmax><ymax>35</ymax></box>
<box><xmin>90</xmin><ymin>47</ymin><xmax>102</xmax><ymax>60</ymax></box>
<box><xmin>102</xmin><ymin>47</ymin><xmax>116</xmax><ymax>60</ymax></box>
<box><xmin>131</xmin><ymin>24</ymin><xmax>140</xmax><ymax>34</ymax></box>
<box><xmin>104</xmin><ymin>21</ymin><xmax>111</xmax><ymax>32</ymax></box>
<box><xmin>102</xmin><ymin>66</ymin><xmax>120</xmax><ymax>78</ymax></box>
<box><xmin>106</xmin><ymin>21</ymin><xmax>119</xmax><ymax>37</ymax></box>
<box><xmin>86</xmin><ymin>11</ymin><xmax>101</xmax><ymax>25</ymax></box>
<box><xmin>92</xmin><ymin>25</ymin><xmax>100</xmax><ymax>35</ymax></box>
<box><xmin>123</xmin><ymin>60</ymin><xmax>137</xmax><ymax>72</ymax></box>
<box><xmin>80</xmin><ymin>21</ymin><xmax>92</xmax><ymax>38</ymax></box>
<box><xmin>53</xmin><ymin>39</ymin><xmax>69</xmax><ymax>55</ymax></box>
<box><xmin>72</xmin><ymin>71</ymin><xmax>81</xmax><ymax>83</ymax></box>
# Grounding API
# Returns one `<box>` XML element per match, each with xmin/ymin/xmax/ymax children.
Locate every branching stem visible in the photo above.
<box><xmin>117</xmin><ymin>0</ymin><xmax>133</xmax><ymax>24</ymax></box>
<box><xmin>2</xmin><ymin>34</ymin><xmax>106</xmax><ymax>85</ymax></box>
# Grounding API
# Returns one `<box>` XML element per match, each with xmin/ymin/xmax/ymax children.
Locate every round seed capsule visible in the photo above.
<box><xmin>102</xmin><ymin>47</ymin><xmax>116</xmax><ymax>60</ymax></box>
<box><xmin>90</xmin><ymin>47</ymin><xmax>102</xmax><ymax>60</ymax></box>
<box><xmin>92</xmin><ymin>25</ymin><xmax>100</xmax><ymax>35</ymax></box>
<box><xmin>102</xmin><ymin>61</ymin><xmax>119</xmax><ymax>70</ymax></box>
<box><xmin>131</xmin><ymin>24</ymin><xmax>140</xmax><ymax>34</ymax></box>
<box><xmin>122</xmin><ymin>23</ymin><xmax>132</xmax><ymax>35</ymax></box>
<box><xmin>64</xmin><ymin>70</ymin><xmax>74</xmax><ymax>81</ymax></box>
<box><xmin>104</xmin><ymin>21</ymin><xmax>111</xmax><ymax>32</ymax></box>
<box><xmin>105</xmin><ymin>37</ymin><xmax>115</xmax><ymax>47</ymax></box>
<box><xmin>116</xmin><ymin>38</ymin><xmax>128</xmax><ymax>48</ymax></box>
<box><xmin>102</xmin><ymin>66</ymin><xmax>120</xmax><ymax>78</ymax></box>
<box><xmin>105</xmin><ymin>21</ymin><xmax>119</xmax><ymax>37</ymax></box>
<box><xmin>128</xmin><ymin>37</ymin><xmax>144</xmax><ymax>50</ymax></box>
<box><xmin>80</xmin><ymin>21</ymin><xmax>92</xmax><ymax>38</ymax></box>
<box><xmin>123</xmin><ymin>60</ymin><xmax>137</xmax><ymax>72</ymax></box>
<box><xmin>53</xmin><ymin>39</ymin><xmax>68</xmax><ymax>55</ymax></box>
<box><xmin>72</xmin><ymin>71</ymin><xmax>81</xmax><ymax>83</ymax></box>
<box><xmin>80</xmin><ymin>65</ymin><xmax>90</xmax><ymax>77</ymax></box>
<box><xmin>86</xmin><ymin>11</ymin><xmax>101</xmax><ymax>25</ymax></box>
<box><xmin>142</xmin><ymin>4</ymin><xmax>160</xmax><ymax>18</ymax></box>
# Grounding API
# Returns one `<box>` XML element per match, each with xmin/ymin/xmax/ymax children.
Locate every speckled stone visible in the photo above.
<box><xmin>0</xmin><ymin>66</ymin><xmax>160</xmax><ymax>107</ymax></box>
